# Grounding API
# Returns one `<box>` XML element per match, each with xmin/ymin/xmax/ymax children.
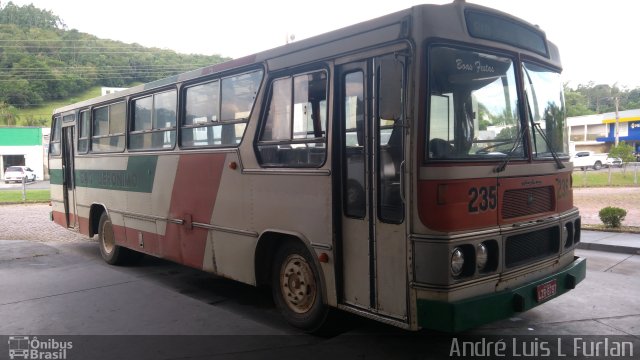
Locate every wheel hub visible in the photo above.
<box><xmin>101</xmin><ymin>219</ymin><xmax>115</xmax><ymax>254</ymax></box>
<box><xmin>280</xmin><ymin>254</ymin><xmax>316</xmax><ymax>314</ymax></box>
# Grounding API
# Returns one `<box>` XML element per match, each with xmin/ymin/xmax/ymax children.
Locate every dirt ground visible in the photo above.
<box><xmin>574</xmin><ymin>187</ymin><xmax>640</xmax><ymax>226</ymax></box>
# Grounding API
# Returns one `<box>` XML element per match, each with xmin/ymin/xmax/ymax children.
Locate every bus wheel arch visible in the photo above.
<box><xmin>89</xmin><ymin>203</ymin><xmax>108</xmax><ymax>237</ymax></box>
<box><xmin>91</xmin><ymin>204</ymin><xmax>142</xmax><ymax>265</ymax></box>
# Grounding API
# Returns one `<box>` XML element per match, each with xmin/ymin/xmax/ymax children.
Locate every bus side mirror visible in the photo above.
<box><xmin>378</xmin><ymin>56</ymin><xmax>404</xmax><ymax>121</ymax></box>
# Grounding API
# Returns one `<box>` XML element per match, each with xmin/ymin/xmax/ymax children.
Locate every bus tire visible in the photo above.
<box><xmin>98</xmin><ymin>212</ymin><xmax>141</xmax><ymax>265</ymax></box>
<box><xmin>272</xmin><ymin>241</ymin><xmax>329</xmax><ymax>333</ymax></box>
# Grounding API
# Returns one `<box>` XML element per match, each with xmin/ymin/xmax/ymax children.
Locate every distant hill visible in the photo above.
<box><xmin>0</xmin><ymin>1</ymin><xmax>229</xmax><ymax>126</ymax></box>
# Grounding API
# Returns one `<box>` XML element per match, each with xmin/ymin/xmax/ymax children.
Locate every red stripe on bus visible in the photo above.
<box><xmin>78</xmin><ymin>216</ymin><xmax>91</xmax><ymax>237</ymax></box>
<box><xmin>417</xmin><ymin>179</ymin><xmax>498</xmax><ymax>232</ymax></box>
<box><xmin>164</xmin><ymin>153</ymin><xmax>227</xmax><ymax>268</ymax></box>
<box><xmin>52</xmin><ymin>210</ymin><xmax>67</xmax><ymax>228</ymax></box>
<box><xmin>112</xmin><ymin>222</ymin><xmax>127</xmax><ymax>246</ymax></box>
<box><xmin>123</xmin><ymin>227</ymin><xmax>160</xmax><ymax>256</ymax></box>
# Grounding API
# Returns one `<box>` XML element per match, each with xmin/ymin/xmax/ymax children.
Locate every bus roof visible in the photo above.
<box><xmin>53</xmin><ymin>1</ymin><xmax>560</xmax><ymax>115</ymax></box>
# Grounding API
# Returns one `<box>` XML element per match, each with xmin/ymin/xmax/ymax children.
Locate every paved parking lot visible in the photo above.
<box><xmin>0</xmin><ymin>203</ymin><xmax>85</xmax><ymax>243</ymax></box>
<box><xmin>1</xmin><ymin>203</ymin><xmax>639</xmax><ymax>359</ymax></box>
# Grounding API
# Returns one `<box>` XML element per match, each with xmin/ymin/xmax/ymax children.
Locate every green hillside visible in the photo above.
<box><xmin>0</xmin><ymin>2</ymin><xmax>228</xmax><ymax>127</ymax></box>
<box><xmin>16</xmin><ymin>85</ymin><xmax>102</xmax><ymax>124</ymax></box>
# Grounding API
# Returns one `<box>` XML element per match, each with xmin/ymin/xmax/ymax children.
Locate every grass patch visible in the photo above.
<box><xmin>0</xmin><ymin>190</ymin><xmax>50</xmax><ymax>203</ymax></box>
<box><xmin>17</xmin><ymin>86</ymin><xmax>103</xmax><ymax>125</ymax></box>
<box><xmin>573</xmin><ymin>170</ymin><xmax>640</xmax><ymax>187</ymax></box>
<box><xmin>16</xmin><ymin>83</ymin><xmax>142</xmax><ymax>126</ymax></box>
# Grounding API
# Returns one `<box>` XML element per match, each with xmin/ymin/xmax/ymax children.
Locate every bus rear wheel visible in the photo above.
<box><xmin>98</xmin><ymin>212</ymin><xmax>142</xmax><ymax>265</ymax></box>
<box><xmin>272</xmin><ymin>241</ymin><xmax>328</xmax><ymax>332</ymax></box>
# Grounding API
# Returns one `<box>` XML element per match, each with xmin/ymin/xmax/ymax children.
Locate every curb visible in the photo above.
<box><xmin>577</xmin><ymin>242</ymin><xmax>640</xmax><ymax>255</ymax></box>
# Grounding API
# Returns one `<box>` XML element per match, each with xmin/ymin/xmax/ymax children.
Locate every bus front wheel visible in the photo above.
<box><xmin>272</xmin><ymin>241</ymin><xmax>329</xmax><ymax>332</ymax></box>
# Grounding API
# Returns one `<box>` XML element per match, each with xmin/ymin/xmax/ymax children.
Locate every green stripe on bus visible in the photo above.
<box><xmin>49</xmin><ymin>168</ymin><xmax>63</xmax><ymax>185</ymax></box>
<box><xmin>50</xmin><ymin>156</ymin><xmax>158</xmax><ymax>193</ymax></box>
<box><xmin>416</xmin><ymin>257</ymin><xmax>586</xmax><ymax>332</ymax></box>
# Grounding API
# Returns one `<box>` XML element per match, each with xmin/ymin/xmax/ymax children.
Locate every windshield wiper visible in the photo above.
<box><xmin>521</xmin><ymin>68</ymin><xmax>565</xmax><ymax>170</ymax></box>
<box><xmin>524</xmin><ymin>90</ymin><xmax>565</xmax><ymax>170</ymax></box>
<box><xmin>532</xmin><ymin>122</ymin><xmax>565</xmax><ymax>169</ymax></box>
<box><xmin>494</xmin><ymin>124</ymin><xmax>526</xmax><ymax>173</ymax></box>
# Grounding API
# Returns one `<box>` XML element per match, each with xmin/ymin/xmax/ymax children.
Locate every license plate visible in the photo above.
<box><xmin>536</xmin><ymin>279</ymin><xmax>557</xmax><ymax>302</ymax></box>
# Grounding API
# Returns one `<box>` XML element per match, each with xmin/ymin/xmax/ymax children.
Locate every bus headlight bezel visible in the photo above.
<box><xmin>450</xmin><ymin>247</ymin><xmax>465</xmax><ymax>277</ymax></box>
<box><xmin>476</xmin><ymin>242</ymin><xmax>489</xmax><ymax>271</ymax></box>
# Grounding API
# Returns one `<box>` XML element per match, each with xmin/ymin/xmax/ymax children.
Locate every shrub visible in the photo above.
<box><xmin>598</xmin><ymin>206</ymin><xmax>627</xmax><ymax>228</ymax></box>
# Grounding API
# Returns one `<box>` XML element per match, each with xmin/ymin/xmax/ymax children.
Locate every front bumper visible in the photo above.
<box><xmin>417</xmin><ymin>256</ymin><xmax>586</xmax><ymax>332</ymax></box>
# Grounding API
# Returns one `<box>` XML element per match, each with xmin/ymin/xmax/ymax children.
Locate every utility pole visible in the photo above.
<box><xmin>614</xmin><ymin>96</ymin><xmax>620</xmax><ymax>147</ymax></box>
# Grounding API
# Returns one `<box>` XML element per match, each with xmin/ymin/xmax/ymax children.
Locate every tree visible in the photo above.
<box><xmin>19</xmin><ymin>115</ymin><xmax>48</xmax><ymax>126</ymax></box>
<box><xmin>0</xmin><ymin>1</ymin><xmax>64</xmax><ymax>29</ymax></box>
<box><xmin>564</xmin><ymin>82</ymin><xmax>640</xmax><ymax>116</ymax></box>
<box><xmin>0</xmin><ymin>101</ymin><xmax>19</xmax><ymax>126</ymax></box>
<box><xmin>0</xmin><ymin>2</ymin><xmax>228</xmax><ymax>120</ymax></box>
<box><xmin>564</xmin><ymin>84</ymin><xmax>594</xmax><ymax>117</ymax></box>
<box><xmin>608</xmin><ymin>143</ymin><xmax>636</xmax><ymax>172</ymax></box>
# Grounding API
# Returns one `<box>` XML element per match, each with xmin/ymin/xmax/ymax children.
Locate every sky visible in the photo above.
<box><xmin>8</xmin><ymin>0</ymin><xmax>640</xmax><ymax>89</ymax></box>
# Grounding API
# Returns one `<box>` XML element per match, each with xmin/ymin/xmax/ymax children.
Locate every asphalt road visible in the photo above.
<box><xmin>0</xmin><ymin>240</ymin><xmax>640</xmax><ymax>358</ymax></box>
<box><xmin>0</xmin><ymin>237</ymin><xmax>639</xmax><ymax>359</ymax></box>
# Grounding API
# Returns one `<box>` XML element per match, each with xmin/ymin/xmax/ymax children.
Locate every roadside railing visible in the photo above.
<box><xmin>573</xmin><ymin>162</ymin><xmax>640</xmax><ymax>187</ymax></box>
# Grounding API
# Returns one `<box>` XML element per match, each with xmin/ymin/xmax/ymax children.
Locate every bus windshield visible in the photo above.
<box><xmin>427</xmin><ymin>46</ymin><xmax>522</xmax><ymax>160</ymax></box>
<box><xmin>523</xmin><ymin>61</ymin><xmax>569</xmax><ymax>158</ymax></box>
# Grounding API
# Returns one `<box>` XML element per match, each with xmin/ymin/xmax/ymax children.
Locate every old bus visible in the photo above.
<box><xmin>49</xmin><ymin>1</ymin><xmax>585</xmax><ymax>332</ymax></box>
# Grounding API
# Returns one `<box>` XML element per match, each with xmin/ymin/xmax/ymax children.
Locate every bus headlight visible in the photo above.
<box><xmin>476</xmin><ymin>243</ymin><xmax>488</xmax><ymax>271</ymax></box>
<box><xmin>564</xmin><ymin>222</ymin><xmax>574</xmax><ymax>248</ymax></box>
<box><xmin>451</xmin><ymin>247</ymin><xmax>465</xmax><ymax>277</ymax></box>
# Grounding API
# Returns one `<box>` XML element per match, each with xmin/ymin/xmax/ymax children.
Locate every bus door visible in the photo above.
<box><xmin>61</xmin><ymin>125</ymin><xmax>77</xmax><ymax>228</ymax></box>
<box><xmin>336</xmin><ymin>53</ymin><xmax>408</xmax><ymax>321</ymax></box>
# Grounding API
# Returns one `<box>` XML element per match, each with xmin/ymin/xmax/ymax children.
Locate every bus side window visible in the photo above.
<box><xmin>50</xmin><ymin>116</ymin><xmax>62</xmax><ymax>156</ymax></box>
<box><xmin>377</xmin><ymin>55</ymin><xmax>405</xmax><ymax>223</ymax></box>
<box><xmin>78</xmin><ymin>110</ymin><xmax>90</xmax><ymax>153</ymax></box>
<box><xmin>343</xmin><ymin>71</ymin><xmax>366</xmax><ymax>218</ymax></box>
<box><xmin>129</xmin><ymin>90</ymin><xmax>177</xmax><ymax>151</ymax></box>
<box><xmin>257</xmin><ymin>70</ymin><xmax>328</xmax><ymax>167</ymax></box>
<box><xmin>91</xmin><ymin>102</ymin><xmax>125</xmax><ymax>153</ymax></box>
<box><xmin>181</xmin><ymin>69</ymin><xmax>263</xmax><ymax>148</ymax></box>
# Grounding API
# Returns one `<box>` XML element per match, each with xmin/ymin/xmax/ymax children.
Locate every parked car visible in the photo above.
<box><xmin>4</xmin><ymin>166</ymin><xmax>36</xmax><ymax>183</ymax></box>
<box><xmin>570</xmin><ymin>151</ymin><xmax>608</xmax><ymax>170</ymax></box>
<box><xmin>605</xmin><ymin>156</ymin><xmax>623</xmax><ymax>168</ymax></box>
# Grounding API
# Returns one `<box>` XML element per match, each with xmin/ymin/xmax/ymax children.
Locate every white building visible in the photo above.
<box><xmin>0</xmin><ymin>127</ymin><xmax>49</xmax><ymax>180</ymax></box>
<box><xmin>568</xmin><ymin>109</ymin><xmax>640</xmax><ymax>154</ymax></box>
<box><xmin>101</xmin><ymin>87</ymin><xmax>127</xmax><ymax>96</ymax></box>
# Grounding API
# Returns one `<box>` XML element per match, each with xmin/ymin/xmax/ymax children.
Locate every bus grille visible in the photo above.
<box><xmin>502</xmin><ymin>186</ymin><xmax>554</xmax><ymax>219</ymax></box>
<box><xmin>505</xmin><ymin>227</ymin><xmax>560</xmax><ymax>268</ymax></box>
